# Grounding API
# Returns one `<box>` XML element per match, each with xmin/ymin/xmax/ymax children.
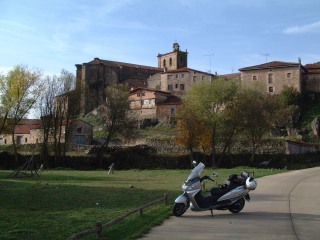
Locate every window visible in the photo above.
<box><xmin>25</xmin><ymin>138</ymin><xmax>28</xmax><ymax>143</ymax></box>
<box><xmin>268</xmin><ymin>86</ymin><xmax>274</xmax><ymax>93</ymax></box>
<box><xmin>268</xmin><ymin>73</ymin><xmax>273</xmax><ymax>83</ymax></box>
<box><xmin>142</xmin><ymin>92</ymin><xmax>145</xmax><ymax>96</ymax></box>
<box><xmin>253</xmin><ymin>76</ymin><xmax>257</xmax><ymax>80</ymax></box>
<box><xmin>193</xmin><ymin>76</ymin><xmax>197</xmax><ymax>82</ymax></box>
<box><xmin>202</xmin><ymin>75</ymin><xmax>204</xmax><ymax>80</ymax></box>
<box><xmin>16</xmin><ymin>136</ymin><xmax>22</xmax><ymax>145</ymax></box>
<box><xmin>169</xmin><ymin>58</ymin><xmax>172</xmax><ymax>66</ymax></box>
<box><xmin>287</xmin><ymin>73</ymin><xmax>292</xmax><ymax>78</ymax></box>
<box><xmin>175</xmin><ymin>84</ymin><xmax>179</xmax><ymax>89</ymax></box>
<box><xmin>171</xmin><ymin>108</ymin><xmax>176</xmax><ymax>115</ymax></box>
<box><xmin>77</xmin><ymin>127</ymin><xmax>82</xmax><ymax>134</ymax></box>
<box><xmin>181</xmin><ymin>74</ymin><xmax>184</xmax><ymax>78</ymax></box>
<box><xmin>137</xmin><ymin>93</ymin><xmax>140</xmax><ymax>97</ymax></box>
<box><xmin>163</xmin><ymin>59</ymin><xmax>166</xmax><ymax>67</ymax></box>
<box><xmin>180</xmin><ymin>84</ymin><xmax>185</xmax><ymax>90</ymax></box>
<box><xmin>176</xmin><ymin>74</ymin><xmax>178</xmax><ymax>78</ymax></box>
<box><xmin>179</xmin><ymin>56</ymin><xmax>184</xmax><ymax>64</ymax></box>
<box><xmin>168</xmin><ymin>75</ymin><xmax>173</xmax><ymax>80</ymax></box>
<box><xmin>168</xmin><ymin>84</ymin><xmax>173</xmax><ymax>91</ymax></box>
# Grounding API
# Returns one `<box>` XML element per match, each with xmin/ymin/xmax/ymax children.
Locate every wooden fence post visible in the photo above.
<box><xmin>163</xmin><ymin>194</ymin><xmax>168</xmax><ymax>205</ymax></box>
<box><xmin>96</xmin><ymin>221</ymin><xmax>103</xmax><ymax>239</ymax></box>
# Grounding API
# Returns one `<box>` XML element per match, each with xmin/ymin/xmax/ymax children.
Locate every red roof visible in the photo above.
<box><xmin>130</xmin><ymin>87</ymin><xmax>171</xmax><ymax>95</ymax></box>
<box><xmin>239</xmin><ymin>61</ymin><xmax>300</xmax><ymax>71</ymax></box>
<box><xmin>162</xmin><ymin>67</ymin><xmax>214</xmax><ymax>76</ymax></box>
<box><xmin>221</xmin><ymin>73</ymin><xmax>241</xmax><ymax>79</ymax></box>
<box><xmin>14</xmin><ymin>119</ymin><xmax>42</xmax><ymax>134</ymax></box>
<box><xmin>305</xmin><ymin>63</ymin><xmax>320</xmax><ymax>69</ymax></box>
<box><xmin>87</xmin><ymin>58</ymin><xmax>162</xmax><ymax>71</ymax></box>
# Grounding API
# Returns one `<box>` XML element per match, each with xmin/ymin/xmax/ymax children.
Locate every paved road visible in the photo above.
<box><xmin>140</xmin><ymin>167</ymin><xmax>320</xmax><ymax>240</ymax></box>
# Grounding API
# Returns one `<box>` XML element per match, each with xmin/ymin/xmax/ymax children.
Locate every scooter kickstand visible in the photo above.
<box><xmin>210</xmin><ymin>209</ymin><xmax>214</xmax><ymax>218</ymax></box>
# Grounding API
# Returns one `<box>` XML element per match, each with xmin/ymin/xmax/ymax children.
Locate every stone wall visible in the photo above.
<box><xmin>241</xmin><ymin>66</ymin><xmax>301</xmax><ymax>94</ymax></box>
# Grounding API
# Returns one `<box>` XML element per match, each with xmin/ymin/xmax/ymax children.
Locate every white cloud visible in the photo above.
<box><xmin>284</xmin><ymin>20</ymin><xmax>320</xmax><ymax>34</ymax></box>
<box><xmin>0</xmin><ymin>66</ymin><xmax>13</xmax><ymax>75</ymax></box>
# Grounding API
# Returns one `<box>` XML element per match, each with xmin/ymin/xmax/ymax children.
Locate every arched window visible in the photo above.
<box><xmin>169</xmin><ymin>58</ymin><xmax>172</xmax><ymax>66</ymax></box>
<box><xmin>163</xmin><ymin>59</ymin><xmax>166</xmax><ymax>67</ymax></box>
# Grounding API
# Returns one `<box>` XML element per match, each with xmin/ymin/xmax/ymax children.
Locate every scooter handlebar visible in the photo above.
<box><xmin>200</xmin><ymin>175</ymin><xmax>215</xmax><ymax>182</ymax></box>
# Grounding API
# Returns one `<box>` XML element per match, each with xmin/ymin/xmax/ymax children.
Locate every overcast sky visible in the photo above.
<box><xmin>1</xmin><ymin>0</ymin><xmax>320</xmax><ymax>76</ymax></box>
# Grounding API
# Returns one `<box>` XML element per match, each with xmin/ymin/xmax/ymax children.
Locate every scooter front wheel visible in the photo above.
<box><xmin>228</xmin><ymin>197</ymin><xmax>245</xmax><ymax>213</ymax></box>
<box><xmin>172</xmin><ymin>203</ymin><xmax>187</xmax><ymax>217</ymax></box>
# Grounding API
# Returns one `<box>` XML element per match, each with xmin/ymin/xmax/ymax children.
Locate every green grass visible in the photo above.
<box><xmin>0</xmin><ymin>167</ymin><xmax>286</xmax><ymax>240</ymax></box>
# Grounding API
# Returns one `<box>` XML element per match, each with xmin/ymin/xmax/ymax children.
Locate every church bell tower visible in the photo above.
<box><xmin>157</xmin><ymin>43</ymin><xmax>188</xmax><ymax>71</ymax></box>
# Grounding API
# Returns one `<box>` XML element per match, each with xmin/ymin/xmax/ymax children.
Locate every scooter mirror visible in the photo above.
<box><xmin>213</xmin><ymin>172</ymin><xmax>219</xmax><ymax>177</ymax></box>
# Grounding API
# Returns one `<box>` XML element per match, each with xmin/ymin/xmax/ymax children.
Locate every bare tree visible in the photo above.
<box><xmin>37</xmin><ymin>70</ymin><xmax>76</xmax><ymax>165</ymax></box>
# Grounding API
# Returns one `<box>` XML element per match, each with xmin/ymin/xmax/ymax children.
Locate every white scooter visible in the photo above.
<box><xmin>172</xmin><ymin>162</ymin><xmax>257</xmax><ymax>217</ymax></box>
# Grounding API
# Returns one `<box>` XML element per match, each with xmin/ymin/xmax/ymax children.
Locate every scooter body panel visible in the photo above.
<box><xmin>217</xmin><ymin>185</ymin><xmax>249</xmax><ymax>202</ymax></box>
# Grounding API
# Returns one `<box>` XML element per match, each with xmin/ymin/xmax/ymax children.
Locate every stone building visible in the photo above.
<box><xmin>239</xmin><ymin>61</ymin><xmax>305</xmax><ymax>95</ymax></box>
<box><xmin>157</xmin><ymin>42</ymin><xmax>188</xmax><ymax>71</ymax></box>
<box><xmin>304</xmin><ymin>63</ymin><xmax>320</xmax><ymax>98</ymax></box>
<box><xmin>149</xmin><ymin>43</ymin><xmax>214</xmax><ymax>96</ymax></box>
<box><xmin>0</xmin><ymin>119</ymin><xmax>93</xmax><ymax>145</ymax></box>
<box><xmin>74</xmin><ymin>58</ymin><xmax>162</xmax><ymax>116</ymax></box>
<box><xmin>148</xmin><ymin>67</ymin><xmax>214</xmax><ymax>97</ymax></box>
<box><xmin>239</xmin><ymin>60</ymin><xmax>320</xmax><ymax>98</ymax></box>
<box><xmin>128</xmin><ymin>87</ymin><xmax>181</xmax><ymax>124</ymax></box>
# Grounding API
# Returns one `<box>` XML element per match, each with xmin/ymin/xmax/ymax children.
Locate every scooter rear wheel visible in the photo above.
<box><xmin>228</xmin><ymin>197</ymin><xmax>245</xmax><ymax>213</ymax></box>
<box><xmin>172</xmin><ymin>203</ymin><xmax>187</xmax><ymax>217</ymax></box>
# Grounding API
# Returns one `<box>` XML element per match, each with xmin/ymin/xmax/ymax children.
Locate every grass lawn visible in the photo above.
<box><xmin>0</xmin><ymin>167</ymin><xmax>286</xmax><ymax>240</ymax></box>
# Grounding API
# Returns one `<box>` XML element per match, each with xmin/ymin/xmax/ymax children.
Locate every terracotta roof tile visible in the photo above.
<box><xmin>305</xmin><ymin>63</ymin><xmax>320</xmax><ymax>69</ymax></box>
<box><xmin>87</xmin><ymin>58</ymin><xmax>163</xmax><ymax>71</ymax></box>
<box><xmin>239</xmin><ymin>61</ymin><xmax>300</xmax><ymax>71</ymax></box>
<box><xmin>130</xmin><ymin>87</ymin><xmax>171</xmax><ymax>95</ymax></box>
<box><xmin>14</xmin><ymin>119</ymin><xmax>42</xmax><ymax>134</ymax></box>
<box><xmin>221</xmin><ymin>73</ymin><xmax>241</xmax><ymax>79</ymax></box>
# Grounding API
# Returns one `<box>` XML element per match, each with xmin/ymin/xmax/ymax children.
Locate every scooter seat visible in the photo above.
<box><xmin>210</xmin><ymin>187</ymin><xmax>228</xmax><ymax>197</ymax></box>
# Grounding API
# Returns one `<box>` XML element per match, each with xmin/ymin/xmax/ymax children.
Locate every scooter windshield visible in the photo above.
<box><xmin>186</xmin><ymin>162</ymin><xmax>205</xmax><ymax>182</ymax></box>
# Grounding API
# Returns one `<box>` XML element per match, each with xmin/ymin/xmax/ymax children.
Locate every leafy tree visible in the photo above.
<box><xmin>96</xmin><ymin>84</ymin><xmax>138</xmax><ymax>162</ymax></box>
<box><xmin>0</xmin><ymin>65</ymin><xmax>43</xmax><ymax>160</ymax></box>
<box><xmin>279</xmin><ymin>85</ymin><xmax>300</xmax><ymax>106</ymax></box>
<box><xmin>175</xmin><ymin>103</ymin><xmax>205</xmax><ymax>163</ymax></box>
<box><xmin>0</xmin><ymin>73</ymin><xmax>10</xmax><ymax>134</ymax></box>
<box><xmin>234</xmin><ymin>85</ymin><xmax>280</xmax><ymax>161</ymax></box>
<box><xmin>183</xmin><ymin>77</ymin><xmax>238</xmax><ymax>166</ymax></box>
<box><xmin>278</xmin><ymin>86</ymin><xmax>301</xmax><ymax>128</ymax></box>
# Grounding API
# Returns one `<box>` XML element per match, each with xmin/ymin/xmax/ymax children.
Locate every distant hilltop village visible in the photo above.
<box><xmin>70</xmin><ymin>43</ymin><xmax>320</xmax><ymax>119</ymax></box>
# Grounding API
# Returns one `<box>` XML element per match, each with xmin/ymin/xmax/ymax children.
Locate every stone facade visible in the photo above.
<box><xmin>304</xmin><ymin>63</ymin><xmax>320</xmax><ymax>97</ymax></box>
<box><xmin>239</xmin><ymin>61</ymin><xmax>303</xmax><ymax>95</ymax></box>
<box><xmin>148</xmin><ymin>67</ymin><xmax>214</xmax><ymax>97</ymax></box>
<box><xmin>239</xmin><ymin>61</ymin><xmax>320</xmax><ymax>98</ymax></box>
<box><xmin>75</xmin><ymin>58</ymin><xmax>162</xmax><ymax>115</ymax></box>
<box><xmin>157</xmin><ymin>43</ymin><xmax>188</xmax><ymax>71</ymax></box>
<box><xmin>0</xmin><ymin>119</ymin><xmax>93</xmax><ymax>145</ymax></box>
<box><xmin>128</xmin><ymin>87</ymin><xmax>181</xmax><ymax>123</ymax></box>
